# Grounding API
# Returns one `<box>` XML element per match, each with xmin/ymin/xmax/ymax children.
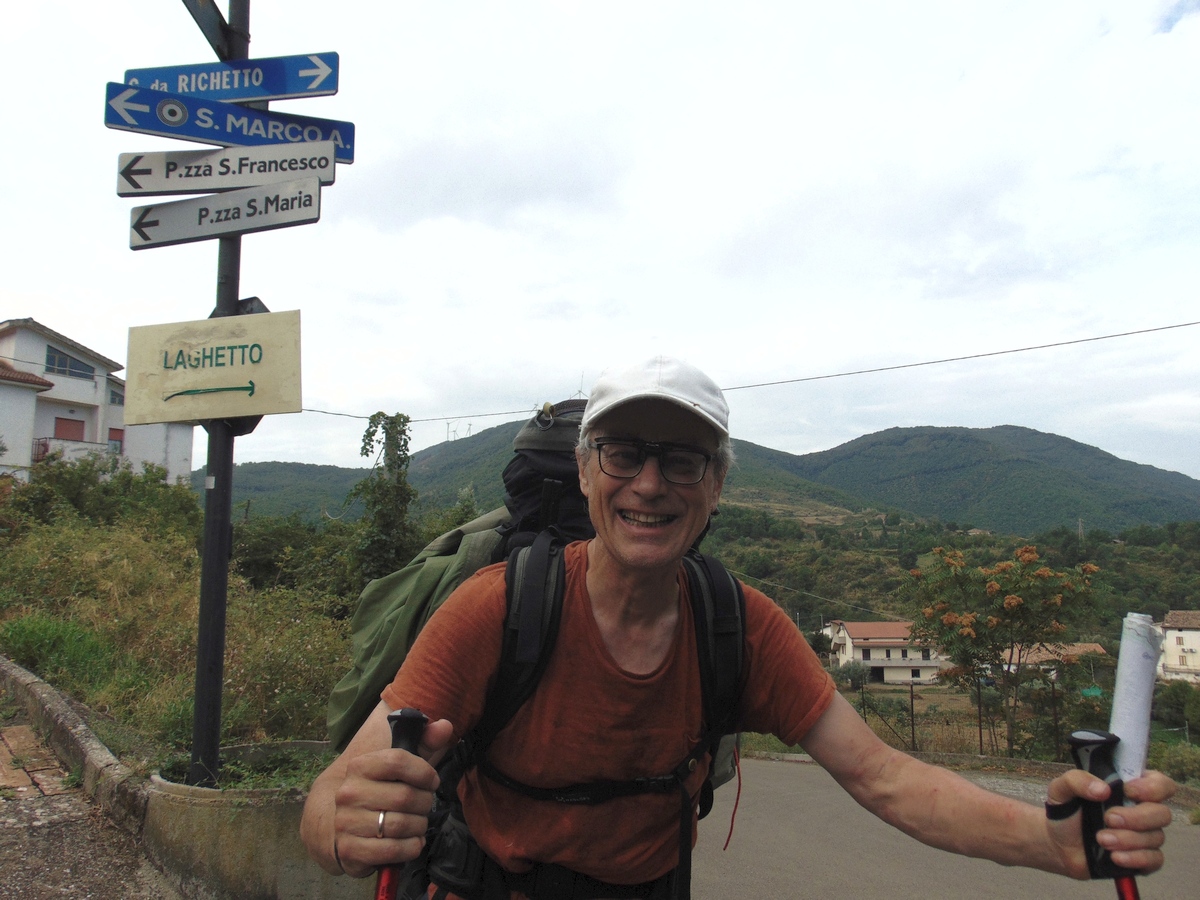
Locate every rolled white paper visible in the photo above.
<box><xmin>1109</xmin><ymin>612</ymin><xmax>1163</xmax><ymax>784</ymax></box>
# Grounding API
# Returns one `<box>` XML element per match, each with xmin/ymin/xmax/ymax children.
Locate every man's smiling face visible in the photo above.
<box><xmin>577</xmin><ymin>398</ymin><xmax>724</xmax><ymax>577</ymax></box>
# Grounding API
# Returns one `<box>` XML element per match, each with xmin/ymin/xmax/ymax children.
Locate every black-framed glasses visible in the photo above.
<box><xmin>589</xmin><ymin>439</ymin><xmax>712</xmax><ymax>485</ymax></box>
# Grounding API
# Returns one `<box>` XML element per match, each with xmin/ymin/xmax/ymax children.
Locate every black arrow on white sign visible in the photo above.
<box><xmin>120</xmin><ymin>155</ymin><xmax>153</xmax><ymax>191</ymax></box>
<box><xmin>132</xmin><ymin>207</ymin><xmax>159</xmax><ymax>242</ymax></box>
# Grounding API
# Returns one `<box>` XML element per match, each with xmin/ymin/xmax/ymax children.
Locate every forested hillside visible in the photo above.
<box><xmin>776</xmin><ymin>425</ymin><xmax>1200</xmax><ymax>534</ymax></box>
<box><xmin>189</xmin><ymin>423</ymin><xmax>1200</xmax><ymax>536</ymax></box>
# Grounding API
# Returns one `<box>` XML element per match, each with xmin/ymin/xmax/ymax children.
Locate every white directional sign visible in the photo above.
<box><xmin>129</xmin><ymin>176</ymin><xmax>320</xmax><ymax>250</ymax></box>
<box><xmin>125</xmin><ymin>310</ymin><xmax>302</xmax><ymax>425</ymax></box>
<box><xmin>124</xmin><ymin>53</ymin><xmax>339</xmax><ymax>102</ymax></box>
<box><xmin>117</xmin><ymin>142</ymin><xmax>336</xmax><ymax>196</ymax></box>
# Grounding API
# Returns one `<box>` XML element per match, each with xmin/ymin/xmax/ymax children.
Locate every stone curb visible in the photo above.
<box><xmin>0</xmin><ymin>653</ymin><xmax>148</xmax><ymax>835</ymax></box>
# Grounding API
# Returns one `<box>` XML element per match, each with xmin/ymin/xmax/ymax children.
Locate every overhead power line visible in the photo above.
<box><xmin>722</xmin><ymin>320</ymin><xmax>1200</xmax><ymax>392</ymax></box>
<box><xmin>304</xmin><ymin>320</ymin><xmax>1200</xmax><ymax>423</ymax></box>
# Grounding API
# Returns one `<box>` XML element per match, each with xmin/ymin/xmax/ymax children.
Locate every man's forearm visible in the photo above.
<box><xmin>801</xmin><ymin>695</ymin><xmax>1069</xmax><ymax>874</ymax></box>
<box><xmin>855</xmin><ymin>751</ymin><xmax>1067</xmax><ymax>873</ymax></box>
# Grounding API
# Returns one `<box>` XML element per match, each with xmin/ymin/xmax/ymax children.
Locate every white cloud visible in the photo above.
<box><xmin>2</xmin><ymin>1</ymin><xmax>1198</xmax><ymax>484</ymax></box>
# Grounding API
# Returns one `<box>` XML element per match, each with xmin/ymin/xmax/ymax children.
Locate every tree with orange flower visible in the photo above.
<box><xmin>902</xmin><ymin>545</ymin><xmax>1099</xmax><ymax>757</ymax></box>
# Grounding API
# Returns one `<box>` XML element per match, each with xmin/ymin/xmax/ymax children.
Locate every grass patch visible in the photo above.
<box><xmin>158</xmin><ymin>746</ymin><xmax>338</xmax><ymax>791</ymax></box>
<box><xmin>741</xmin><ymin>733</ymin><xmax>805</xmax><ymax>755</ymax></box>
<box><xmin>0</xmin><ymin>516</ymin><xmax>351</xmax><ymax>785</ymax></box>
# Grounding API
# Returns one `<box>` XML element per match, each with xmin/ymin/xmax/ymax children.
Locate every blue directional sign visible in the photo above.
<box><xmin>124</xmin><ymin>53</ymin><xmax>339</xmax><ymax>102</ymax></box>
<box><xmin>105</xmin><ymin>83</ymin><xmax>354</xmax><ymax>163</ymax></box>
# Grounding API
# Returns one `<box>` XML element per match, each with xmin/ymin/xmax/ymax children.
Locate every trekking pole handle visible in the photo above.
<box><xmin>1067</xmin><ymin>729</ymin><xmax>1139</xmax><ymax>897</ymax></box>
<box><xmin>375</xmin><ymin>708</ymin><xmax>429</xmax><ymax>900</ymax></box>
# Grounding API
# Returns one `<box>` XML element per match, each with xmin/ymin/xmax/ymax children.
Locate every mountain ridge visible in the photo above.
<box><xmin>191</xmin><ymin>423</ymin><xmax>1200</xmax><ymax>535</ymax></box>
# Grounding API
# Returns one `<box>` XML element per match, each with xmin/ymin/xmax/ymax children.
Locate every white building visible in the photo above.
<box><xmin>0</xmin><ymin>318</ymin><xmax>192</xmax><ymax>483</ymax></box>
<box><xmin>826</xmin><ymin>619</ymin><xmax>951</xmax><ymax>685</ymax></box>
<box><xmin>1159</xmin><ymin>611</ymin><xmax>1200</xmax><ymax>684</ymax></box>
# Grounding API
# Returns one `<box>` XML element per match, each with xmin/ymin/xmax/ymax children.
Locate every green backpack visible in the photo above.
<box><xmin>326</xmin><ymin>401</ymin><xmax>594</xmax><ymax>750</ymax></box>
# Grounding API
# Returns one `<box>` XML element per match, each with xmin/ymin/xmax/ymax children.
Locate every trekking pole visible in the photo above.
<box><xmin>376</xmin><ymin>708</ymin><xmax>429</xmax><ymax>900</ymax></box>
<box><xmin>1068</xmin><ymin>613</ymin><xmax>1162</xmax><ymax>900</ymax></box>
<box><xmin>1067</xmin><ymin>731</ymin><xmax>1139</xmax><ymax>900</ymax></box>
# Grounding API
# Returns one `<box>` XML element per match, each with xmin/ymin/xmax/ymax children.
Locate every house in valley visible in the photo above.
<box><xmin>826</xmin><ymin>620</ymin><xmax>951</xmax><ymax>684</ymax></box>
<box><xmin>1159</xmin><ymin>611</ymin><xmax>1200</xmax><ymax>684</ymax></box>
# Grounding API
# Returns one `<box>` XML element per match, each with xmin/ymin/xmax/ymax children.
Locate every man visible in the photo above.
<box><xmin>301</xmin><ymin>356</ymin><xmax>1174</xmax><ymax>898</ymax></box>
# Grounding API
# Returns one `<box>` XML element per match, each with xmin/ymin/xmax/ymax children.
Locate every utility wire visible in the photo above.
<box><xmin>730</xmin><ymin>569</ymin><xmax>909</xmax><ymax>621</ymax></box>
<box><xmin>301</xmin><ymin>320</ymin><xmax>1200</xmax><ymax>423</ymax></box>
<box><xmin>722</xmin><ymin>320</ymin><xmax>1200</xmax><ymax>392</ymax></box>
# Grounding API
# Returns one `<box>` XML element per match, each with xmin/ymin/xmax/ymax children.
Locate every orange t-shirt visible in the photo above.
<box><xmin>382</xmin><ymin>540</ymin><xmax>835</xmax><ymax>886</ymax></box>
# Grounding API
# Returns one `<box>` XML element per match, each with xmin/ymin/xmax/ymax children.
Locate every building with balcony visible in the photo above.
<box><xmin>826</xmin><ymin>619</ymin><xmax>951</xmax><ymax>685</ymax></box>
<box><xmin>1159</xmin><ymin>610</ymin><xmax>1200</xmax><ymax>684</ymax></box>
<box><xmin>0</xmin><ymin>318</ymin><xmax>192</xmax><ymax>483</ymax></box>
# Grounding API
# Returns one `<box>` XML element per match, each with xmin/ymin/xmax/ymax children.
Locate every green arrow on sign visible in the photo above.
<box><xmin>165</xmin><ymin>380</ymin><xmax>255</xmax><ymax>401</ymax></box>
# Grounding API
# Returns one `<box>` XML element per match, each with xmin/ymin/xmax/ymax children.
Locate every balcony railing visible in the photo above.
<box><xmin>31</xmin><ymin>437</ymin><xmax>114</xmax><ymax>464</ymax></box>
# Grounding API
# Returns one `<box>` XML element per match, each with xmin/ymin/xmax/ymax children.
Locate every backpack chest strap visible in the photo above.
<box><xmin>474</xmin><ymin>735</ymin><xmax>711</xmax><ymax>806</ymax></box>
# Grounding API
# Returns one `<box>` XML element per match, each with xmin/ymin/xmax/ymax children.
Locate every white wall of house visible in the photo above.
<box><xmin>827</xmin><ymin>621</ymin><xmax>948</xmax><ymax>685</ymax></box>
<box><xmin>0</xmin><ymin>381</ymin><xmax>41</xmax><ymax>473</ymax></box>
<box><xmin>123</xmin><ymin>420</ymin><xmax>194</xmax><ymax>483</ymax></box>
<box><xmin>1</xmin><ymin>319</ymin><xmax>193</xmax><ymax>484</ymax></box>
<box><xmin>1160</xmin><ymin>626</ymin><xmax>1200</xmax><ymax>684</ymax></box>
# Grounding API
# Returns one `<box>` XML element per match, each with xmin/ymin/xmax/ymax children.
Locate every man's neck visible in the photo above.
<box><xmin>583</xmin><ymin>540</ymin><xmax>681</xmax><ymax>674</ymax></box>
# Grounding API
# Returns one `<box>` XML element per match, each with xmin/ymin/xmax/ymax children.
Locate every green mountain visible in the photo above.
<box><xmin>775</xmin><ymin>425</ymin><xmax>1200</xmax><ymax>535</ymax></box>
<box><xmin>191</xmin><ymin>424</ymin><xmax>1200</xmax><ymax>535</ymax></box>
<box><xmin>189</xmin><ymin>461</ymin><xmax>370</xmax><ymax>520</ymax></box>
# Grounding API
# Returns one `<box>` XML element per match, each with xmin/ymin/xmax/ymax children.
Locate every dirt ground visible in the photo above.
<box><xmin>0</xmin><ymin>685</ymin><xmax>184</xmax><ymax>900</ymax></box>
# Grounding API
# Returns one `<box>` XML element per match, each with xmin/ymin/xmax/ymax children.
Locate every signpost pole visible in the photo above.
<box><xmin>188</xmin><ymin>0</ymin><xmax>251</xmax><ymax>788</ymax></box>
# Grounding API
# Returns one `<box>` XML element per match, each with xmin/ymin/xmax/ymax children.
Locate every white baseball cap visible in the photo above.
<box><xmin>581</xmin><ymin>356</ymin><xmax>729</xmax><ymax>436</ymax></box>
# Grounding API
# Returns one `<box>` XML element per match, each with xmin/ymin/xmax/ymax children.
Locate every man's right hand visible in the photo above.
<box><xmin>300</xmin><ymin>704</ymin><xmax>456</xmax><ymax>878</ymax></box>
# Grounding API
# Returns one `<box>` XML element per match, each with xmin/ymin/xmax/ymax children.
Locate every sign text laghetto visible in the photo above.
<box><xmin>162</xmin><ymin>342</ymin><xmax>264</xmax><ymax>371</ymax></box>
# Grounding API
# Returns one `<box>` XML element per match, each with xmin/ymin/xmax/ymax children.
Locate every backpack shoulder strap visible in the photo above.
<box><xmin>461</xmin><ymin>529</ymin><xmax>566</xmax><ymax>759</ymax></box>
<box><xmin>681</xmin><ymin>551</ymin><xmax>745</xmax><ymax>735</ymax></box>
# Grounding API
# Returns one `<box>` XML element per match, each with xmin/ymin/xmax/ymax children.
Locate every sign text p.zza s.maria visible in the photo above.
<box><xmin>129</xmin><ymin>176</ymin><xmax>320</xmax><ymax>250</ymax></box>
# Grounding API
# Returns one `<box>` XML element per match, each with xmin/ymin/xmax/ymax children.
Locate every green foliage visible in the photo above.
<box><xmin>903</xmin><ymin>545</ymin><xmax>1101</xmax><ymax>756</ymax></box>
<box><xmin>1147</xmin><ymin>741</ymin><xmax>1200</xmax><ymax>787</ymax></box>
<box><xmin>0</xmin><ymin>615</ymin><xmax>117</xmax><ymax>694</ymax></box>
<box><xmin>831</xmin><ymin>660</ymin><xmax>870</xmax><ymax>690</ymax></box>
<box><xmin>349</xmin><ymin>412</ymin><xmax>421</xmax><ymax>587</ymax></box>
<box><xmin>0</xmin><ymin>507</ymin><xmax>351</xmax><ymax>753</ymax></box>
<box><xmin>8</xmin><ymin>452</ymin><xmax>201</xmax><ymax>537</ymax></box>
<box><xmin>220</xmin><ymin>584</ymin><xmax>350</xmax><ymax>742</ymax></box>
<box><xmin>1154</xmin><ymin>680</ymin><xmax>1197</xmax><ymax>730</ymax></box>
<box><xmin>417</xmin><ymin>487</ymin><xmax>482</xmax><ymax>545</ymax></box>
<box><xmin>193</xmin><ymin>461</ymin><xmax>369</xmax><ymax>521</ymax></box>
<box><xmin>230</xmin><ymin>513</ymin><xmax>361</xmax><ymax>611</ymax></box>
<box><xmin>777</xmin><ymin>425</ymin><xmax>1200</xmax><ymax>534</ymax></box>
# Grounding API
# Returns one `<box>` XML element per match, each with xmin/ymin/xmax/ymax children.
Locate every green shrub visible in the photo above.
<box><xmin>0</xmin><ymin>615</ymin><xmax>116</xmax><ymax>693</ymax></box>
<box><xmin>1147</xmin><ymin>740</ymin><xmax>1200</xmax><ymax>786</ymax></box>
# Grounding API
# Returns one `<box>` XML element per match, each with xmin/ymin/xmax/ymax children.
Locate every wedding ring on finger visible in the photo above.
<box><xmin>376</xmin><ymin>809</ymin><xmax>387</xmax><ymax>839</ymax></box>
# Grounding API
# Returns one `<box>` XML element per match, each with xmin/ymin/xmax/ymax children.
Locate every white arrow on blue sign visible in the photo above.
<box><xmin>104</xmin><ymin>83</ymin><xmax>355</xmax><ymax>163</ymax></box>
<box><xmin>129</xmin><ymin>176</ymin><xmax>321</xmax><ymax>250</ymax></box>
<box><xmin>124</xmin><ymin>52</ymin><xmax>339</xmax><ymax>102</ymax></box>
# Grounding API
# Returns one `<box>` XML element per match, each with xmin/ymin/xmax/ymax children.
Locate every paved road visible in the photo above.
<box><xmin>694</xmin><ymin>757</ymin><xmax>1199</xmax><ymax>899</ymax></box>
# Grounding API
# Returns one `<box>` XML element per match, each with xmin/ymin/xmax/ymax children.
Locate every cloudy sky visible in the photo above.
<box><xmin>5</xmin><ymin>1</ymin><xmax>1199</xmax><ymax>480</ymax></box>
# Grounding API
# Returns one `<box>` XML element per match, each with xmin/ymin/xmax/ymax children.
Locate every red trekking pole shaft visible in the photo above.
<box><xmin>375</xmin><ymin>708</ymin><xmax>429</xmax><ymax>900</ymax></box>
<box><xmin>1114</xmin><ymin>874</ymin><xmax>1140</xmax><ymax>900</ymax></box>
